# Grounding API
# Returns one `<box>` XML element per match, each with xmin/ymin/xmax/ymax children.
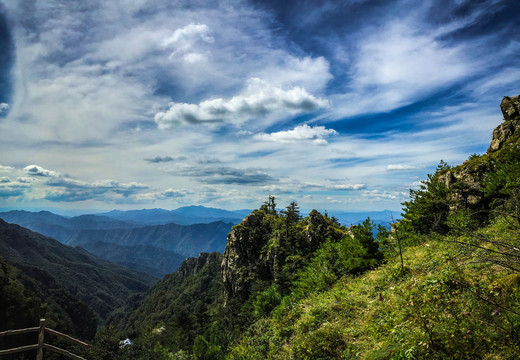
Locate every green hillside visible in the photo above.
<box><xmin>0</xmin><ymin>220</ymin><xmax>156</xmax><ymax>339</ymax></box>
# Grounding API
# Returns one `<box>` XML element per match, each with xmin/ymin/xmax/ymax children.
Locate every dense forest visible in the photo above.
<box><xmin>2</xmin><ymin>95</ymin><xmax>520</xmax><ymax>359</ymax></box>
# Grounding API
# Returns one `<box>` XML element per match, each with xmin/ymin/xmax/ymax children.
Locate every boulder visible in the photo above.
<box><xmin>488</xmin><ymin>95</ymin><xmax>520</xmax><ymax>153</ymax></box>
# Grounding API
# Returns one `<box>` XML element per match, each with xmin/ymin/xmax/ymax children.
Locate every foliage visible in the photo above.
<box><xmin>293</xmin><ymin>219</ymin><xmax>378</xmax><ymax>299</ymax></box>
<box><xmin>402</xmin><ymin>161</ymin><xmax>451</xmax><ymax>235</ymax></box>
<box><xmin>252</xmin><ymin>285</ymin><xmax>282</xmax><ymax>318</ymax></box>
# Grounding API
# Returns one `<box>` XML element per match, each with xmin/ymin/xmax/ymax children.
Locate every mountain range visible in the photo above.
<box><xmin>0</xmin><ymin>208</ymin><xmax>238</xmax><ymax>277</ymax></box>
<box><xmin>0</xmin><ymin>219</ymin><xmax>156</xmax><ymax>340</ymax></box>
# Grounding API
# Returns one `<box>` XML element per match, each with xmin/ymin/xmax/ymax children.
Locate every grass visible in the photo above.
<box><xmin>229</xmin><ymin>224</ymin><xmax>520</xmax><ymax>359</ymax></box>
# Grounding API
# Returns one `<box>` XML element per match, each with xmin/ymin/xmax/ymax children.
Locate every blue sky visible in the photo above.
<box><xmin>0</xmin><ymin>0</ymin><xmax>519</xmax><ymax>213</ymax></box>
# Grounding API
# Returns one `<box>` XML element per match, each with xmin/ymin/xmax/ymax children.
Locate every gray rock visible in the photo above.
<box><xmin>488</xmin><ymin>95</ymin><xmax>520</xmax><ymax>153</ymax></box>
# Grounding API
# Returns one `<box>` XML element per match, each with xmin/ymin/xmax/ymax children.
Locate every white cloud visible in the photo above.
<box><xmin>0</xmin><ymin>103</ymin><xmax>8</xmax><ymax>112</ymax></box>
<box><xmin>387</xmin><ymin>164</ymin><xmax>423</xmax><ymax>171</ymax></box>
<box><xmin>24</xmin><ymin>165</ymin><xmax>60</xmax><ymax>177</ymax></box>
<box><xmin>161</xmin><ymin>23</ymin><xmax>214</xmax><ymax>63</ymax></box>
<box><xmin>254</xmin><ymin>124</ymin><xmax>337</xmax><ymax>145</ymax></box>
<box><xmin>162</xmin><ymin>23</ymin><xmax>214</xmax><ymax>48</ymax></box>
<box><xmin>354</xmin><ymin>23</ymin><xmax>468</xmax><ymax>89</ymax></box>
<box><xmin>410</xmin><ymin>180</ymin><xmax>424</xmax><ymax>189</ymax></box>
<box><xmin>0</xmin><ymin>165</ymin><xmax>14</xmax><ymax>172</ymax></box>
<box><xmin>0</xmin><ymin>177</ymin><xmax>10</xmax><ymax>183</ymax></box>
<box><xmin>361</xmin><ymin>189</ymin><xmax>399</xmax><ymax>200</ymax></box>
<box><xmin>154</xmin><ymin>78</ymin><xmax>330</xmax><ymax>128</ymax></box>
<box><xmin>331</xmin><ymin>183</ymin><xmax>366</xmax><ymax>190</ymax></box>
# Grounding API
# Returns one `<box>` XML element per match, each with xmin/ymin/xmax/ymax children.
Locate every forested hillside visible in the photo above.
<box><xmin>83</xmin><ymin>95</ymin><xmax>520</xmax><ymax>359</ymax></box>
<box><xmin>0</xmin><ymin>219</ymin><xmax>155</xmax><ymax>342</ymax></box>
<box><xmin>0</xmin><ymin>210</ymin><xmax>234</xmax><ymax>276</ymax></box>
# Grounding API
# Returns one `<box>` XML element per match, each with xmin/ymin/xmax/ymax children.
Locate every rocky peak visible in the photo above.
<box><xmin>488</xmin><ymin>95</ymin><xmax>520</xmax><ymax>153</ymax></box>
<box><xmin>221</xmin><ymin>210</ymin><xmax>272</xmax><ymax>304</ymax></box>
<box><xmin>305</xmin><ymin>210</ymin><xmax>327</xmax><ymax>250</ymax></box>
<box><xmin>436</xmin><ymin>94</ymin><xmax>520</xmax><ymax>212</ymax></box>
<box><xmin>177</xmin><ymin>252</ymin><xmax>219</xmax><ymax>279</ymax></box>
<box><xmin>500</xmin><ymin>95</ymin><xmax>520</xmax><ymax>121</ymax></box>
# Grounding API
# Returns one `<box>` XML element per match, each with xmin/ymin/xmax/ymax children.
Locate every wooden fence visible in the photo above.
<box><xmin>0</xmin><ymin>319</ymin><xmax>90</xmax><ymax>360</ymax></box>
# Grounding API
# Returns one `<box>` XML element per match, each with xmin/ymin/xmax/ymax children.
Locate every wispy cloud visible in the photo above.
<box><xmin>387</xmin><ymin>164</ymin><xmax>424</xmax><ymax>171</ymax></box>
<box><xmin>0</xmin><ymin>164</ymin><xmax>14</xmax><ymax>172</ymax></box>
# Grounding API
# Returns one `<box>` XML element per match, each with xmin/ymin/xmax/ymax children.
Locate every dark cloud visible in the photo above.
<box><xmin>0</xmin><ymin>181</ymin><xmax>30</xmax><ymax>198</ymax></box>
<box><xmin>145</xmin><ymin>156</ymin><xmax>187</xmax><ymax>163</ymax></box>
<box><xmin>156</xmin><ymin>189</ymin><xmax>189</xmax><ymax>199</ymax></box>
<box><xmin>0</xmin><ymin>5</ymin><xmax>14</xmax><ymax>108</ymax></box>
<box><xmin>24</xmin><ymin>165</ymin><xmax>60</xmax><ymax>177</ymax></box>
<box><xmin>0</xmin><ymin>188</ymin><xmax>24</xmax><ymax>198</ymax></box>
<box><xmin>44</xmin><ymin>191</ymin><xmax>94</xmax><ymax>202</ymax></box>
<box><xmin>44</xmin><ymin>177</ymin><xmax>150</xmax><ymax>201</ymax></box>
<box><xmin>179</xmin><ymin>165</ymin><xmax>278</xmax><ymax>185</ymax></box>
<box><xmin>196</xmin><ymin>157</ymin><xmax>221</xmax><ymax>164</ymax></box>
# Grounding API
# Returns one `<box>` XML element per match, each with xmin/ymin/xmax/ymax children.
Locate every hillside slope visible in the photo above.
<box><xmin>0</xmin><ymin>219</ymin><xmax>155</xmax><ymax>330</ymax></box>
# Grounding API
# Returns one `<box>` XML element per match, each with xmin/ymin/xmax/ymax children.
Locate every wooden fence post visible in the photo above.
<box><xmin>37</xmin><ymin>318</ymin><xmax>45</xmax><ymax>360</ymax></box>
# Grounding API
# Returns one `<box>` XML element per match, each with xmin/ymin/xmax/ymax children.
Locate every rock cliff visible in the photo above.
<box><xmin>438</xmin><ymin>94</ymin><xmax>520</xmax><ymax>212</ymax></box>
<box><xmin>177</xmin><ymin>251</ymin><xmax>220</xmax><ymax>279</ymax></box>
<box><xmin>221</xmin><ymin>210</ymin><xmax>272</xmax><ymax>304</ymax></box>
<box><xmin>221</xmin><ymin>208</ymin><xmax>343</xmax><ymax>304</ymax></box>
<box><xmin>488</xmin><ymin>95</ymin><xmax>520</xmax><ymax>152</ymax></box>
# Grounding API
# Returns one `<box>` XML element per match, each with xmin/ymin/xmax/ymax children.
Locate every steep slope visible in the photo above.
<box><xmin>0</xmin><ymin>219</ymin><xmax>155</xmax><ymax>325</ymax></box>
<box><xmin>123</xmin><ymin>252</ymin><xmax>223</xmax><ymax>341</ymax></box>
<box><xmin>0</xmin><ymin>253</ymin><xmax>98</xmax><ymax>356</ymax></box>
<box><xmin>228</xmin><ymin>228</ymin><xmax>520</xmax><ymax>359</ymax></box>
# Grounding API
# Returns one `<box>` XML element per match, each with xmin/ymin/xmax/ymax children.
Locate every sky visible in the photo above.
<box><xmin>0</xmin><ymin>0</ymin><xmax>519</xmax><ymax>214</ymax></box>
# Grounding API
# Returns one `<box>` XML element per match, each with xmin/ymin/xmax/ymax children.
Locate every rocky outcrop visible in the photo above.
<box><xmin>177</xmin><ymin>252</ymin><xmax>220</xmax><ymax>279</ymax></box>
<box><xmin>438</xmin><ymin>94</ymin><xmax>520</xmax><ymax>212</ymax></box>
<box><xmin>221</xmin><ymin>209</ymin><xmax>342</xmax><ymax>305</ymax></box>
<box><xmin>437</xmin><ymin>163</ymin><xmax>488</xmax><ymax>211</ymax></box>
<box><xmin>221</xmin><ymin>210</ymin><xmax>272</xmax><ymax>304</ymax></box>
<box><xmin>488</xmin><ymin>95</ymin><xmax>520</xmax><ymax>153</ymax></box>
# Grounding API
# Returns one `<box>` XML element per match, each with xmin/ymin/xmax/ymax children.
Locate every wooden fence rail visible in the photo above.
<box><xmin>0</xmin><ymin>319</ymin><xmax>90</xmax><ymax>360</ymax></box>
